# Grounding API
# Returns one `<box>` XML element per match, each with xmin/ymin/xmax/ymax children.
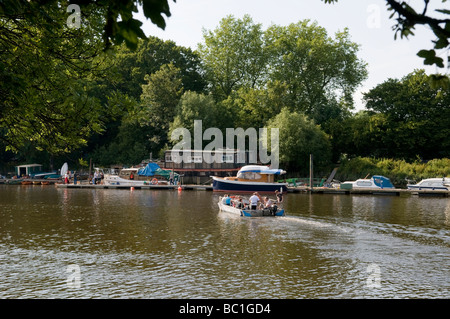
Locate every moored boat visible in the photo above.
<box><xmin>212</xmin><ymin>165</ymin><xmax>288</xmax><ymax>193</ymax></box>
<box><xmin>341</xmin><ymin>175</ymin><xmax>395</xmax><ymax>189</ymax></box>
<box><xmin>102</xmin><ymin>163</ymin><xmax>174</xmax><ymax>186</ymax></box>
<box><xmin>407</xmin><ymin>177</ymin><xmax>450</xmax><ymax>191</ymax></box>
<box><xmin>218</xmin><ymin>196</ymin><xmax>285</xmax><ymax>217</ymax></box>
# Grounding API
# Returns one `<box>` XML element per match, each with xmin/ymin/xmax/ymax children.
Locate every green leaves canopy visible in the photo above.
<box><xmin>0</xmin><ymin>1</ymin><xmax>107</xmax><ymax>154</ymax></box>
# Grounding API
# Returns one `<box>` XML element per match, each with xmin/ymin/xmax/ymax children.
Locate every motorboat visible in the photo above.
<box><xmin>102</xmin><ymin>163</ymin><xmax>175</xmax><ymax>186</ymax></box>
<box><xmin>407</xmin><ymin>178</ymin><xmax>450</xmax><ymax>191</ymax></box>
<box><xmin>212</xmin><ymin>165</ymin><xmax>288</xmax><ymax>193</ymax></box>
<box><xmin>341</xmin><ymin>175</ymin><xmax>395</xmax><ymax>189</ymax></box>
<box><xmin>218</xmin><ymin>196</ymin><xmax>285</xmax><ymax>217</ymax></box>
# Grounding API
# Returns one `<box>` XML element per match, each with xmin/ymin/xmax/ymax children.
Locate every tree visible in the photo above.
<box><xmin>168</xmin><ymin>91</ymin><xmax>226</xmax><ymax>147</ymax></box>
<box><xmin>138</xmin><ymin>63</ymin><xmax>183</xmax><ymax>152</ymax></box>
<box><xmin>109</xmin><ymin>37</ymin><xmax>206</xmax><ymax>100</ymax></box>
<box><xmin>0</xmin><ymin>0</ymin><xmax>175</xmax><ymax>50</ymax></box>
<box><xmin>0</xmin><ymin>1</ymin><xmax>107</xmax><ymax>155</ymax></box>
<box><xmin>263</xmin><ymin>108</ymin><xmax>331</xmax><ymax>173</ymax></box>
<box><xmin>363</xmin><ymin>70</ymin><xmax>450</xmax><ymax>159</ymax></box>
<box><xmin>198</xmin><ymin>14</ymin><xmax>269</xmax><ymax>100</ymax></box>
<box><xmin>198</xmin><ymin>16</ymin><xmax>367</xmax><ymax>131</ymax></box>
<box><xmin>266</xmin><ymin>21</ymin><xmax>368</xmax><ymax>116</ymax></box>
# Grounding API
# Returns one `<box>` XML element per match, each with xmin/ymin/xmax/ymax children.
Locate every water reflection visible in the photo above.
<box><xmin>0</xmin><ymin>186</ymin><xmax>448</xmax><ymax>298</ymax></box>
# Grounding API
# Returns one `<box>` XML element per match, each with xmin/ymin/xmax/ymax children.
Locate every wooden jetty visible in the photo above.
<box><xmin>55</xmin><ymin>183</ymin><xmax>213</xmax><ymax>191</ymax></box>
<box><xmin>3</xmin><ymin>180</ymin><xmax>448</xmax><ymax>197</ymax></box>
<box><xmin>288</xmin><ymin>186</ymin><xmax>449</xmax><ymax>197</ymax></box>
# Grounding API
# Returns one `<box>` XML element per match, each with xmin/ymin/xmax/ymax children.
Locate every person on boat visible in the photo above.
<box><xmin>130</xmin><ymin>172</ymin><xmax>134</xmax><ymax>180</ymax></box>
<box><xmin>249</xmin><ymin>192</ymin><xmax>262</xmax><ymax>210</ymax></box>
<box><xmin>235</xmin><ymin>196</ymin><xmax>244</xmax><ymax>209</ymax></box>
<box><xmin>64</xmin><ymin>172</ymin><xmax>69</xmax><ymax>184</ymax></box>
<box><xmin>222</xmin><ymin>194</ymin><xmax>231</xmax><ymax>205</ymax></box>
<box><xmin>263</xmin><ymin>197</ymin><xmax>274</xmax><ymax>208</ymax></box>
<box><xmin>275</xmin><ymin>190</ymin><xmax>283</xmax><ymax>204</ymax></box>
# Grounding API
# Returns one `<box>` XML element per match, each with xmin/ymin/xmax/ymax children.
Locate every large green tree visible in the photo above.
<box><xmin>362</xmin><ymin>70</ymin><xmax>450</xmax><ymax>159</ymax></box>
<box><xmin>0</xmin><ymin>1</ymin><xmax>107</xmax><ymax>155</ymax></box>
<box><xmin>266</xmin><ymin>21</ymin><xmax>367</xmax><ymax>116</ymax></box>
<box><xmin>198</xmin><ymin>16</ymin><xmax>367</xmax><ymax>128</ymax></box>
<box><xmin>109</xmin><ymin>37</ymin><xmax>206</xmax><ymax>100</ymax></box>
<box><xmin>198</xmin><ymin>14</ymin><xmax>270</xmax><ymax>100</ymax></box>
<box><xmin>137</xmin><ymin>63</ymin><xmax>183</xmax><ymax>152</ymax></box>
<box><xmin>263</xmin><ymin>108</ymin><xmax>332</xmax><ymax>173</ymax></box>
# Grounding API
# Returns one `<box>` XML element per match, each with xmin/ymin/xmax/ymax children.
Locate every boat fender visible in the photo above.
<box><xmin>151</xmin><ymin>178</ymin><xmax>158</xmax><ymax>185</ymax></box>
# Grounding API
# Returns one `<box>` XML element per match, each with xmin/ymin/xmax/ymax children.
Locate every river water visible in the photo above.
<box><xmin>0</xmin><ymin>185</ymin><xmax>448</xmax><ymax>299</ymax></box>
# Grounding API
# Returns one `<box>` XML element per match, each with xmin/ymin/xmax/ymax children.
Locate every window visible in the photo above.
<box><xmin>222</xmin><ymin>154</ymin><xmax>234</xmax><ymax>163</ymax></box>
<box><xmin>192</xmin><ymin>155</ymin><xmax>202</xmax><ymax>163</ymax></box>
<box><xmin>237</xmin><ymin>172</ymin><xmax>261</xmax><ymax>180</ymax></box>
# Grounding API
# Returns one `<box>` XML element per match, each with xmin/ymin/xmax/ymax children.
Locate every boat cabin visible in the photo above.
<box><xmin>15</xmin><ymin>164</ymin><xmax>43</xmax><ymax>177</ymax></box>
<box><xmin>224</xmin><ymin>165</ymin><xmax>286</xmax><ymax>183</ymax></box>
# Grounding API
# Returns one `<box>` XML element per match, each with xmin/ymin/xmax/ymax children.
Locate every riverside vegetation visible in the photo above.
<box><xmin>0</xmin><ymin>3</ymin><xmax>448</xmax><ymax>180</ymax></box>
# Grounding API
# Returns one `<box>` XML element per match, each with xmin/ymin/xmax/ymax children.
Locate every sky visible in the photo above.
<box><xmin>134</xmin><ymin>0</ymin><xmax>448</xmax><ymax>110</ymax></box>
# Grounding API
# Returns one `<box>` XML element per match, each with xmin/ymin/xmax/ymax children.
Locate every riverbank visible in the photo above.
<box><xmin>53</xmin><ymin>183</ymin><xmax>449</xmax><ymax>197</ymax></box>
<box><xmin>334</xmin><ymin>157</ymin><xmax>450</xmax><ymax>187</ymax></box>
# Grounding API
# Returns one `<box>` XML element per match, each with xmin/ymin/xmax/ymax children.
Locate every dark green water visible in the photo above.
<box><xmin>0</xmin><ymin>185</ymin><xmax>448</xmax><ymax>298</ymax></box>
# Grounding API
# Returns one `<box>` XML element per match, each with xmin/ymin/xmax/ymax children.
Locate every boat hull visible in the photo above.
<box><xmin>407</xmin><ymin>178</ymin><xmax>450</xmax><ymax>191</ymax></box>
<box><xmin>218</xmin><ymin>201</ymin><xmax>285</xmax><ymax>217</ymax></box>
<box><xmin>212</xmin><ymin>176</ymin><xmax>288</xmax><ymax>193</ymax></box>
<box><xmin>407</xmin><ymin>185</ymin><xmax>449</xmax><ymax>191</ymax></box>
<box><xmin>103</xmin><ymin>175</ymin><xmax>147</xmax><ymax>186</ymax></box>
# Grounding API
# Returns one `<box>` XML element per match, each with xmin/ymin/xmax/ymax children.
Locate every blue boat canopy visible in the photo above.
<box><xmin>238</xmin><ymin>165</ymin><xmax>286</xmax><ymax>175</ymax></box>
<box><xmin>372</xmin><ymin>175</ymin><xmax>394</xmax><ymax>188</ymax></box>
<box><xmin>138</xmin><ymin>163</ymin><xmax>161</xmax><ymax>176</ymax></box>
<box><xmin>138</xmin><ymin>163</ymin><xmax>179</xmax><ymax>179</ymax></box>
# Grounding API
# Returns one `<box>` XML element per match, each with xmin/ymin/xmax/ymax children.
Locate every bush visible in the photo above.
<box><xmin>335</xmin><ymin>157</ymin><xmax>450</xmax><ymax>187</ymax></box>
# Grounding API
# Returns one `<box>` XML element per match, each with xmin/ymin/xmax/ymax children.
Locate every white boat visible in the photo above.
<box><xmin>103</xmin><ymin>174</ymin><xmax>149</xmax><ymax>186</ymax></box>
<box><xmin>102</xmin><ymin>163</ymin><xmax>174</xmax><ymax>186</ymax></box>
<box><xmin>341</xmin><ymin>175</ymin><xmax>395</xmax><ymax>189</ymax></box>
<box><xmin>407</xmin><ymin>178</ymin><xmax>450</xmax><ymax>191</ymax></box>
<box><xmin>217</xmin><ymin>196</ymin><xmax>285</xmax><ymax>217</ymax></box>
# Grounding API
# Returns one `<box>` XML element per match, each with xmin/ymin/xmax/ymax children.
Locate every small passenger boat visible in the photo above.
<box><xmin>217</xmin><ymin>196</ymin><xmax>285</xmax><ymax>217</ymax></box>
<box><xmin>212</xmin><ymin>165</ymin><xmax>288</xmax><ymax>193</ymax></box>
<box><xmin>407</xmin><ymin>177</ymin><xmax>450</xmax><ymax>191</ymax></box>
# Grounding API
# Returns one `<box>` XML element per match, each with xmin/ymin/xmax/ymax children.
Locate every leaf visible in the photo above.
<box><xmin>433</xmin><ymin>37</ymin><xmax>449</xmax><ymax>50</ymax></box>
<box><xmin>142</xmin><ymin>0</ymin><xmax>172</xmax><ymax>30</ymax></box>
<box><xmin>435</xmin><ymin>9</ymin><xmax>450</xmax><ymax>14</ymax></box>
<box><xmin>417</xmin><ymin>49</ymin><xmax>444</xmax><ymax>67</ymax></box>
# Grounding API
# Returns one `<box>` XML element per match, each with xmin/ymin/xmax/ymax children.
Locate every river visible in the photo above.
<box><xmin>0</xmin><ymin>185</ymin><xmax>448</xmax><ymax>298</ymax></box>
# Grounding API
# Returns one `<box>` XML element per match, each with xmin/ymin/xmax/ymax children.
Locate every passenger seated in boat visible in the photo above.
<box><xmin>263</xmin><ymin>197</ymin><xmax>274</xmax><ymax>208</ymax></box>
<box><xmin>235</xmin><ymin>196</ymin><xmax>244</xmax><ymax>209</ymax></box>
<box><xmin>222</xmin><ymin>194</ymin><xmax>231</xmax><ymax>205</ymax></box>
<box><xmin>249</xmin><ymin>192</ymin><xmax>262</xmax><ymax>210</ymax></box>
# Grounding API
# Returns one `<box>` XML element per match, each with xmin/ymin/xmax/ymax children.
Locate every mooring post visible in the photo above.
<box><xmin>309</xmin><ymin>154</ymin><xmax>313</xmax><ymax>192</ymax></box>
